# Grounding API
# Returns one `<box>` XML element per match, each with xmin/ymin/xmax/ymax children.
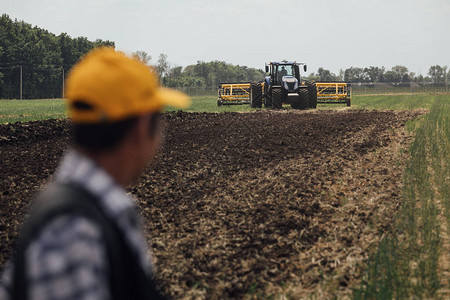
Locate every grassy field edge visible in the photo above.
<box><xmin>0</xmin><ymin>94</ymin><xmax>439</xmax><ymax>124</ymax></box>
<box><xmin>353</xmin><ymin>96</ymin><xmax>449</xmax><ymax>299</ymax></box>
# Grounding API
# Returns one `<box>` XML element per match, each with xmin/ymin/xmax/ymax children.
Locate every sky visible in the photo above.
<box><xmin>1</xmin><ymin>0</ymin><xmax>449</xmax><ymax>76</ymax></box>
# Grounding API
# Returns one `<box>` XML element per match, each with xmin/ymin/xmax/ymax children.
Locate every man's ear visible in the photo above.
<box><xmin>136</xmin><ymin>115</ymin><xmax>150</xmax><ymax>142</ymax></box>
<box><xmin>128</xmin><ymin>114</ymin><xmax>149</xmax><ymax>146</ymax></box>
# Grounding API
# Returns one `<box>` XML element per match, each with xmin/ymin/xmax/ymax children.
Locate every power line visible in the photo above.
<box><xmin>0</xmin><ymin>64</ymin><xmax>66</xmax><ymax>99</ymax></box>
<box><xmin>0</xmin><ymin>63</ymin><xmax>64</xmax><ymax>69</ymax></box>
<box><xmin>0</xmin><ymin>66</ymin><xmax>21</xmax><ymax>70</ymax></box>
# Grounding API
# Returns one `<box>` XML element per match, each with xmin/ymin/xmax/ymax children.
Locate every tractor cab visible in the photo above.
<box><xmin>275</xmin><ymin>64</ymin><xmax>295</xmax><ymax>84</ymax></box>
<box><xmin>265</xmin><ymin>61</ymin><xmax>306</xmax><ymax>86</ymax></box>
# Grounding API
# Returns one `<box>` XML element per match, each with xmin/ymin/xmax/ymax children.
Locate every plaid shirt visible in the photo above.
<box><xmin>0</xmin><ymin>150</ymin><xmax>153</xmax><ymax>300</ymax></box>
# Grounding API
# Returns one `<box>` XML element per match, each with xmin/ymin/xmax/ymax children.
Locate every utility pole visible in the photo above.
<box><xmin>62</xmin><ymin>68</ymin><xmax>65</xmax><ymax>99</ymax></box>
<box><xmin>20</xmin><ymin>65</ymin><xmax>23</xmax><ymax>100</ymax></box>
<box><xmin>445</xmin><ymin>66</ymin><xmax>448</xmax><ymax>91</ymax></box>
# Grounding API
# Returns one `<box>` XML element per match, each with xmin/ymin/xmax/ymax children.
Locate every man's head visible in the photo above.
<box><xmin>66</xmin><ymin>47</ymin><xmax>189</xmax><ymax>123</ymax></box>
<box><xmin>65</xmin><ymin>47</ymin><xmax>190</xmax><ymax>185</ymax></box>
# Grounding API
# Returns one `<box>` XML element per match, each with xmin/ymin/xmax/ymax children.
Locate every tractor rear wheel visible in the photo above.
<box><xmin>306</xmin><ymin>80</ymin><xmax>317</xmax><ymax>109</ymax></box>
<box><xmin>272</xmin><ymin>88</ymin><xmax>282</xmax><ymax>109</ymax></box>
<box><xmin>264</xmin><ymin>83</ymin><xmax>272</xmax><ymax>107</ymax></box>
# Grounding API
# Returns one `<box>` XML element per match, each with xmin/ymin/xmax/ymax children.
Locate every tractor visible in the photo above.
<box><xmin>249</xmin><ymin>61</ymin><xmax>317</xmax><ymax>109</ymax></box>
<box><xmin>218</xmin><ymin>61</ymin><xmax>352</xmax><ymax>108</ymax></box>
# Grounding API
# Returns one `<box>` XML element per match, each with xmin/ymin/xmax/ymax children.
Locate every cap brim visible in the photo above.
<box><xmin>156</xmin><ymin>87</ymin><xmax>191</xmax><ymax>109</ymax></box>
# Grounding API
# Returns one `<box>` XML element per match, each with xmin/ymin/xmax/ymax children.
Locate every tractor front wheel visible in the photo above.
<box><xmin>298</xmin><ymin>89</ymin><xmax>309</xmax><ymax>109</ymax></box>
<box><xmin>272</xmin><ymin>88</ymin><xmax>282</xmax><ymax>109</ymax></box>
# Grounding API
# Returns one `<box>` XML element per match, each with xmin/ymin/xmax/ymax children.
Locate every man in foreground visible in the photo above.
<box><xmin>0</xmin><ymin>47</ymin><xmax>190</xmax><ymax>299</ymax></box>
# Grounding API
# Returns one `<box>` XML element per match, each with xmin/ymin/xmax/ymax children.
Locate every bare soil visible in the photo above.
<box><xmin>0</xmin><ymin>109</ymin><xmax>424</xmax><ymax>299</ymax></box>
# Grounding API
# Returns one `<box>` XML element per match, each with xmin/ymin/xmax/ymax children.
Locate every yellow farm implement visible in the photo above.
<box><xmin>316</xmin><ymin>82</ymin><xmax>352</xmax><ymax>106</ymax></box>
<box><xmin>217</xmin><ymin>82</ymin><xmax>252</xmax><ymax>106</ymax></box>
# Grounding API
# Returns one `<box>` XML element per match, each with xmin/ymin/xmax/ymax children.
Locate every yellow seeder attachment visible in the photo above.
<box><xmin>217</xmin><ymin>83</ymin><xmax>251</xmax><ymax>106</ymax></box>
<box><xmin>316</xmin><ymin>82</ymin><xmax>352</xmax><ymax>106</ymax></box>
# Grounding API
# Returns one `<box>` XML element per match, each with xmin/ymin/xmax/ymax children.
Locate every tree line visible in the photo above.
<box><xmin>0</xmin><ymin>13</ymin><xmax>265</xmax><ymax>99</ymax></box>
<box><xmin>0</xmin><ymin>14</ymin><xmax>114</xmax><ymax>99</ymax></box>
<box><xmin>140</xmin><ymin>51</ymin><xmax>448</xmax><ymax>89</ymax></box>
<box><xmin>1</xmin><ymin>14</ymin><xmax>448</xmax><ymax>99</ymax></box>
<box><xmin>307</xmin><ymin>65</ymin><xmax>449</xmax><ymax>85</ymax></box>
<box><xmin>131</xmin><ymin>51</ymin><xmax>265</xmax><ymax>89</ymax></box>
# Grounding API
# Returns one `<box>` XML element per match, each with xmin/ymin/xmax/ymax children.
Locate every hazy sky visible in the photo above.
<box><xmin>2</xmin><ymin>0</ymin><xmax>449</xmax><ymax>75</ymax></box>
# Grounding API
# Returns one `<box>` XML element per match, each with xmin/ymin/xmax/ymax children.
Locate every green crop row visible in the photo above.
<box><xmin>354</xmin><ymin>95</ymin><xmax>449</xmax><ymax>299</ymax></box>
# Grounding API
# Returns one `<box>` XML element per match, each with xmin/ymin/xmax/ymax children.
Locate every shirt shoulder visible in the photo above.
<box><xmin>26</xmin><ymin>214</ymin><xmax>111</xmax><ymax>300</ymax></box>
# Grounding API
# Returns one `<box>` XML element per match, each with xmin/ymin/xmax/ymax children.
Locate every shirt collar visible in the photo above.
<box><xmin>54</xmin><ymin>149</ymin><xmax>135</xmax><ymax>218</ymax></box>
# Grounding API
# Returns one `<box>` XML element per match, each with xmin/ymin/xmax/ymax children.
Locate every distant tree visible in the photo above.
<box><xmin>428</xmin><ymin>65</ymin><xmax>447</xmax><ymax>83</ymax></box>
<box><xmin>59</xmin><ymin>33</ymin><xmax>76</xmax><ymax>69</ymax></box>
<box><xmin>167</xmin><ymin>66</ymin><xmax>183</xmax><ymax>78</ymax></box>
<box><xmin>93</xmin><ymin>38</ymin><xmax>114</xmax><ymax>48</ymax></box>
<box><xmin>155</xmin><ymin>53</ymin><xmax>169</xmax><ymax>79</ymax></box>
<box><xmin>181</xmin><ymin>60</ymin><xmax>264</xmax><ymax>88</ymax></box>
<box><xmin>344</xmin><ymin>67</ymin><xmax>365</xmax><ymax>82</ymax></box>
<box><xmin>364</xmin><ymin>66</ymin><xmax>385</xmax><ymax>82</ymax></box>
<box><xmin>337</xmin><ymin>69</ymin><xmax>344</xmax><ymax>81</ymax></box>
<box><xmin>132</xmin><ymin>50</ymin><xmax>152</xmax><ymax>66</ymax></box>
<box><xmin>381</xmin><ymin>66</ymin><xmax>409</xmax><ymax>83</ymax></box>
<box><xmin>316</xmin><ymin>67</ymin><xmax>338</xmax><ymax>81</ymax></box>
<box><xmin>165</xmin><ymin>75</ymin><xmax>205</xmax><ymax>88</ymax></box>
<box><xmin>384</xmin><ymin>70</ymin><xmax>398</xmax><ymax>83</ymax></box>
<box><xmin>416</xmin><ymin>74</ymin><xmax>424</xmax><ymax>82</ymax></box>
<box><xmin>304</xmin><ymin>72</ymin><xmax>319</xmax><ymax>81</ymax></box>
<box><xmin>391</xmin><ymin>65</ymin><xmax>409</xmax><ymax>82</ymax></box>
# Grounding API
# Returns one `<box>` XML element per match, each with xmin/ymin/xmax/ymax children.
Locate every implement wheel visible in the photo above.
<box><xmin>250</xmin><ymin>82</ymin><xmax>263</xmax><ymax>108</ymax></box>
<box><xmin>272</xmin><ymin>88</ymin><xmax>282</xmax><ymax>109</ymax></box>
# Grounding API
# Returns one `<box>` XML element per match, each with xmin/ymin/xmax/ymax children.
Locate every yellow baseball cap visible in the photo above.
<box><xmin>65</xmin><ymin>47</ymin><xmax>190</xmax><ymax>123</ymax></box>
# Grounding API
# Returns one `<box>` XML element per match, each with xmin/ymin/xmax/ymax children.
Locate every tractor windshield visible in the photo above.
<box><xmin>275</xmin><ymin>64</ymin><xmax>294</xmax><ymax>83</ymax></box>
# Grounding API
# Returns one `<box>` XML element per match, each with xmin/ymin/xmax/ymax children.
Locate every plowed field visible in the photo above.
<box><xmin>0</xmin><ymin>109</ymin><xmax>424</xmax><ymax>299</ymax></box>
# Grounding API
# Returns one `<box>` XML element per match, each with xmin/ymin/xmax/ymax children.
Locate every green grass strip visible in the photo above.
<box><xmin>0</xmin><ymin>99</ymin><xmax>66</xmax><ymax>123</ymax></box>
<box><xmin>0</xmin><ymin>93</ymin><xmax>442</xmax><ymax>124</ymax></box>
<box><xmin>352</xmin><ymin>94</ymin><xmax>435</xmax><ymax>110</ymax></box>
<box><xmin>0</xmin><ymin>97</ymin><xmax>257</xmax><ymax>124</ymax></box>
<box><xmin>354</xmin><ymin>95</ymin><xmax>449</xmax><ymax>299</ymax></box>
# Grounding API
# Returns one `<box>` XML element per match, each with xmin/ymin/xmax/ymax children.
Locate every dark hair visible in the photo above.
<box><xmin>74</xmin><ymin>117</ymin><xmax>139</xmax><ymax>152</ymax></box>
<box><xmin>73</xmin><ymin>111</ymin><xmax>162</xmax><ymax>152</ymax></box>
